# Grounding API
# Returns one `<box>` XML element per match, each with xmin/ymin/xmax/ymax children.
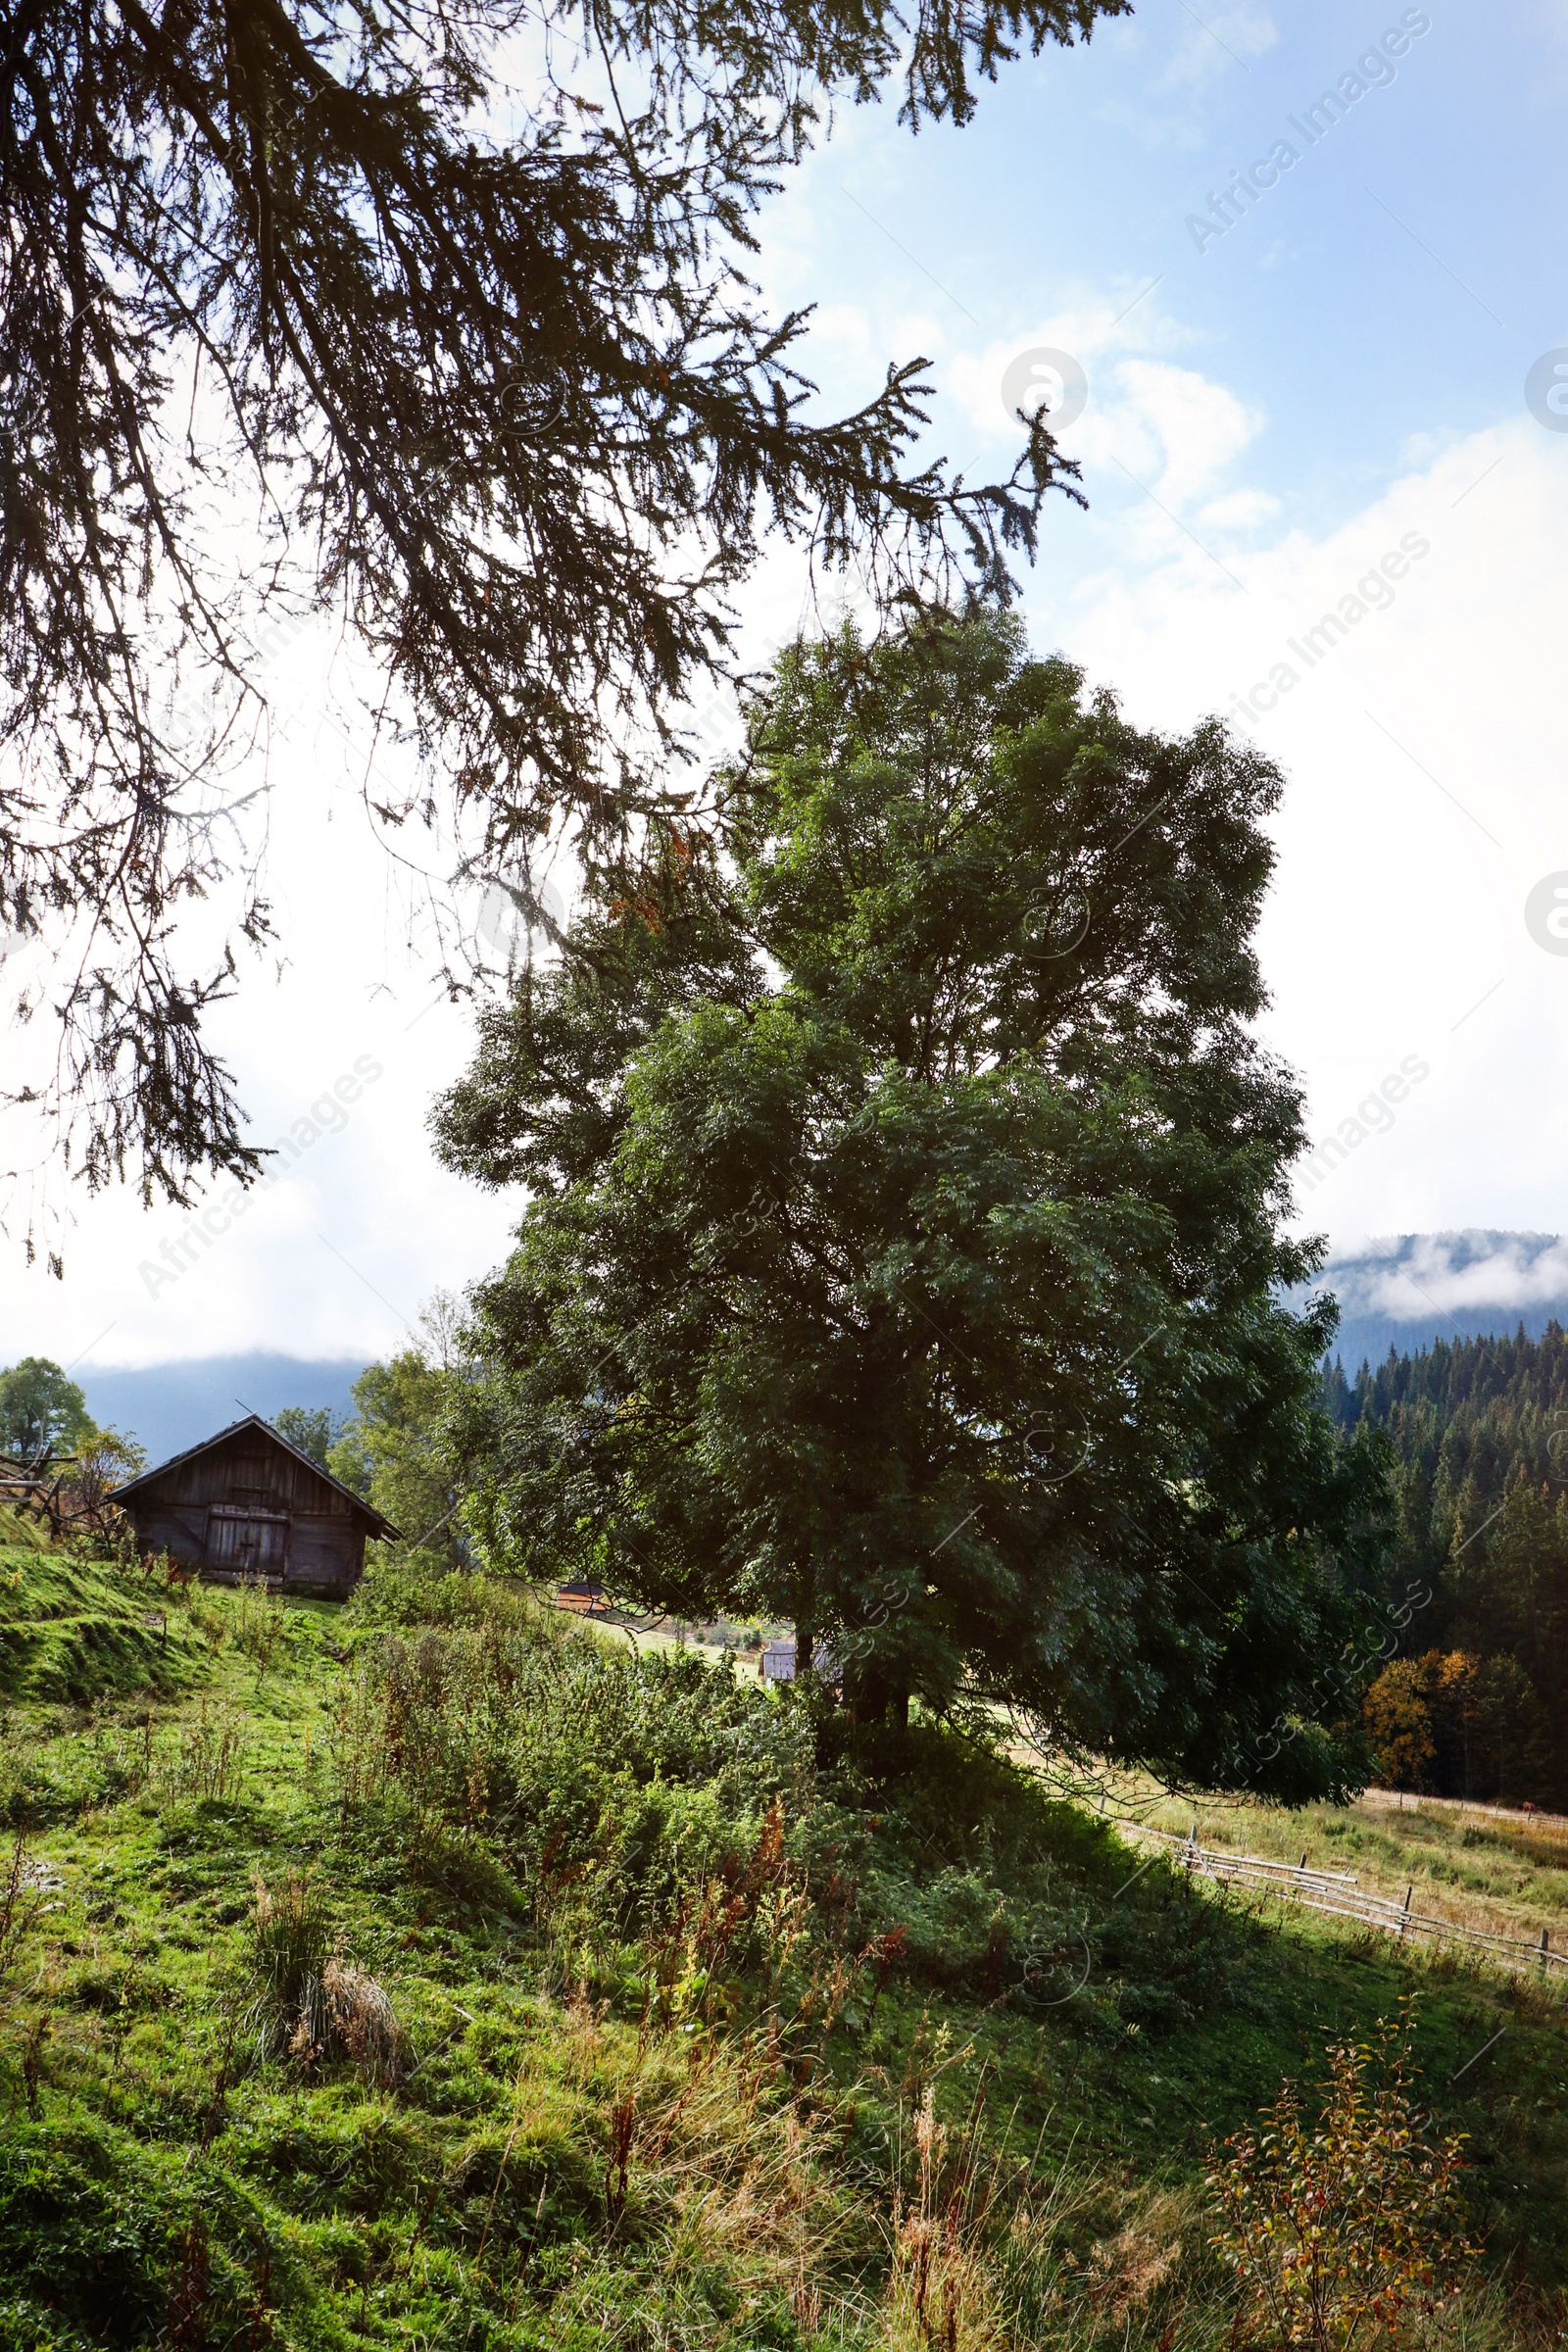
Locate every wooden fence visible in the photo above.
<box><xmin>0</xmin><ymin>1456</ymin><xmax>129</xmax><ymax>1545</ymax></box>
<box><xmin>0</xmin><ymin>1463</ymin><xmax>75</xmax><ymax>1538</ymax></box>
<box><xmin>1115</xmin><ymin>1817</ymin><xmax>1567</xmax><ymax>1982</ymax></box>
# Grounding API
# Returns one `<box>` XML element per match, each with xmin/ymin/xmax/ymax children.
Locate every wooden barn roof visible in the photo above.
<box><xmin>112</xmin><ymin>1413</ymin><xmax>402</xmax><ymax>1541</ymax></box>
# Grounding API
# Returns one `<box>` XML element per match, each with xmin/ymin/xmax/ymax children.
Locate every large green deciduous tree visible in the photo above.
<box><xmin>0</xmin><ymin>0</ymin><xmax>1120</xmax><ymax>1201</ymax></box>
<box><xmin>327</xmin><ymin>1297</ymin><xmax>472</xmax><ymax>1573</ymax></box>
<box><xmin>435</xmin><ymin>614</ymin><xmax>1391</xmax><ymax>1794</ymax></box>
<box><xmin>0</xmin><ymin>1354</ymin><xmax>92</xmax><ymax>1460</ymax></box>
<box><xmin>271</xmin><ymin>1405</ymin><xmax>344</xmax><ymax>1467</ymax></box>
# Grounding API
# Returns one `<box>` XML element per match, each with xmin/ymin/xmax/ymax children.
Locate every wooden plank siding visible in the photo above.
<box><xmin>113</xmin><ymin>1415</ymin><xmax>398</xmax><ymax>1597</ymax></box>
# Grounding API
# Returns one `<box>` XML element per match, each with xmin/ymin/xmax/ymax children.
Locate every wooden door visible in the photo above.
<box><xmin>206</xmin><ymin>1507</ymin><xmax>289</xmax><ymax>1578</ymax></box>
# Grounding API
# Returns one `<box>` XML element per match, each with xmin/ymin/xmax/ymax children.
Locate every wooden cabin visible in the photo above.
<box><xmin>112</xmin><ymin>1414</ymin><xmax>399</xmax><ymax>1597</ymax></box>
<box><xmin>758</xmin><ymin>1637</ymin><xmax>840</xmax><ymax>1686</ymax></box>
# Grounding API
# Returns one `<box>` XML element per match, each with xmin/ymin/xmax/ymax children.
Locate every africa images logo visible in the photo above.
<box><xmin>999</xmin><ymin>349</ymin><xmax>1089</xmax><ymax>434</ymax></box>
<box><xmin>1525</xmin><ymin>875</ymin><xmax>1568</xmax><ymax>956</ymax></box>
<box><xmin>1297</xmin><ymin>1054</ymin><xmax>1431</xmax><ymax>1195</ymax></box>
<box><xmin>1186</xmin><ymin>12</ymin><xmax>1433</xmax><ymax>256</ymax></box>
<box><xmin>1525</xmin><ymin>351</ymin><xmax>1568</xmax><ymax>433</ymax></box>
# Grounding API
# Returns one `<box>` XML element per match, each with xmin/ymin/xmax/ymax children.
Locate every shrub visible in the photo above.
<box><xmin>318</xmin><ymin>1959</ymin><xmax>405</xmax><ymax>2087</ymax></box>
<box><xmin>245</xmin><ymin>1871</ymin><xmax>404</xmax><ymax>2084</ymax></box>
<box><xmin>1208</xmin><ymin>2002</ymin><xmax>1477</xmax><ymax>2351</ymax></box>
<box><xmin>160</xmin><ymin>1700</ymin><xmax>247</xmax><ymax>1804</ymax></box>
<box><xmin>878</xmin><ymin>2083</ymin><xmax>1107</xmax><ymax>2352</ymax></box>
<box><xmin>0</xmin><ymin>1829</ymin><xmax>39</xmax><ymax>1985</ymax></box>
<box><xmin>228</xmin><ymin>1573</ymin><xmax>286</xmax><ymax>1671</ymax></box>
<box><xmin>334</xmin><ymin>1614</ymin><xmax>816</xmax><ymax>1953</ymax></box>
<box><xmin>246</xmin><ymin>1868</ymin><xmax>334</xmax><ymax>2062</ymax></box>
<box><xmin>0</xmin><ymin>2119</ymin><xmax>280</xmax><ymax>2348</ymax></box>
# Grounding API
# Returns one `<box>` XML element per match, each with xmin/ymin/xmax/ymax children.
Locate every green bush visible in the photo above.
<box><xmin>1209</xmin><ymin>2004</ymin><xmax>1478</xmax><ymax>2350</ymax></box>
<box><xmin>0</xmin><ymin>2120</ymin><xmax>286</xmax><ymax>2348</ymax></box>
<box><xmin>338</xmin><ymin>1613</ymin><xmax>815</xmax><ymax>1948</ymax></box>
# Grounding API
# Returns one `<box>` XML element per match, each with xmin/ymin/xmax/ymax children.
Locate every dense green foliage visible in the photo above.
<box><xmin>0</xmin><ymin>1531</ymin><xmax>1564</xmax><ymax>2352</ymax></box>
<box><xmin>437</xmin><ymin>615</ymin><xmax>1391</xmax><ymax>1793</ymax></box>
<box><xmin>272</xmin><ymin>1409</ymin><xmax>346</xmax><ymax>1471</ymax></box>
<box><xmin>325</xmin><ymin>1307</ymin><xmax>470</xmax><ymax>1575</ymax></box>
<box><xmin>1324</xmin><ymin>1328</ymin><xmax>1568</xmax><ymax>1804</ymax></box>
<box><xmin>0</xmin><ymin>1356</ymin><xmax>91</xmax><ymax>1462</ymax></box>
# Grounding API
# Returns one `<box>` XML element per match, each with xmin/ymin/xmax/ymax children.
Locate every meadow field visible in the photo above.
<box><xmin>1102</xmin><ymin>1776</ymin><xmax>1568</xmax><ymax>1961</ymax></box>
<box><xmin>3</xmin><ymin>1512</ymin><xmax>1567</xmax><ymax>2351</ymax></box>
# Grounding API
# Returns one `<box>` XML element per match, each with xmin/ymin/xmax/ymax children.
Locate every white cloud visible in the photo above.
<box><xmin>1078</xmin><ymin>358</ymin><xmax>1263</xmax><ymax>507</ymax></box>
<box><xmin>950</xmin><ymin>292</ymin><xmax>1263</xmax><ymax>533</ymax></box>
<box><xmin>1157</xmin><ymin>2</ymin><xmax>1279</xmax><ymax>93</ymax></box>
<box><xmin>1326</xmin><ymin>1232</ymin><xmax>1568</xmax><ymax>1324</ymax></box>
<box><xmin>1020</xmin><ymin>413</ymin><xmax>1568</xmax><ymax>1253</ymax></box>
<box><xmin>1197</xmin><ymin>487</ymin><xmax>1283</xmax><ymax>532</ymax></box>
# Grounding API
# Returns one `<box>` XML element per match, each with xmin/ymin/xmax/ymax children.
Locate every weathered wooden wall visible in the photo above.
<box><xmin>139</xmin><ymin>1429</ymin><xmax>353</xmax><ymax>1513</ymax></box>
<box><xmin>122</xmin><ymin>1426</ymin><xmax>370</xmax><ymax>1594</ymax></box>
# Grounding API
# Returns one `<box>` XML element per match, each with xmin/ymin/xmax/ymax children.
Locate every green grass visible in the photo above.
<box><xmin>0</xmin><ymin>1509</ymin><xmax>210</xmax><ymax>1709</ymax></box>
<box><xmin>1111</xmin><ymin>1770</ymin><xmax>1568</xmax><ymax>1951</ymax></box>
<box><xmin>1</xmin><ymin>1533</ymin><xmax>1566</xmax><ymax>2350</ymax></box>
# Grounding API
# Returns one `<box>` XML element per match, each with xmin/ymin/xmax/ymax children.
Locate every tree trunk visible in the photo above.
<box><xmin>795</xmin><ymin>1562</ymin><xmax>815</xmax><ymax>1682</ymax></box>
<box><xmin>845</xmin><ymin>1654</ymin><xmax>909</xmax><ymax>1727</ymax></box>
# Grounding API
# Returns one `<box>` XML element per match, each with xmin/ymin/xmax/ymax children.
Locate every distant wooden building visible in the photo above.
<box><xmin>112</xmin><ymin>1414</ymin><xmax>399</xmax><ymax>1597</ymax></box>
<box><xmin>758</xmin><ymin>1637</ymin><xmax>840</xmax><ymax>1686</ymax></box>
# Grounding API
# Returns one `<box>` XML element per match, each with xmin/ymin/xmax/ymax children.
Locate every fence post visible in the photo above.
<box><xmin>1540</xmin><ymin>1928</ymin><xmax>1550</xmax><ymax>1970</ymax></box>
<box><xmin>1399</xmin><ymin>1885</ymin><xmax>1412</xmax><ymax>1939</ymax></box>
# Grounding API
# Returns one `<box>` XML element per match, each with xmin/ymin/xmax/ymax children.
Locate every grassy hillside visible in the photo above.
<box><xmin>1</xmin><ymin>1531</ymin><xmax>1566</xmax><ymax>2350</ymax></box>
<box><xmin>1119</xmin><ymin>1776</ymin><xmax>1568</xmax><ymax>1955</ymax></box>
<box><xmin>0</xmin><ymin>1508</ymin><xmax>210</xmax><ymax>1710</ymax></box>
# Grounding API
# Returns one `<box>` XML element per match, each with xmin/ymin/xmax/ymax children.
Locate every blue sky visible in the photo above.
<box><xmin>5</xmin><ymin>0</ymin><xmax>1568</xmax><ymax>1377</ymax></box>
<box><xmin>773</xmin><ymin>0</ymin><xmax>1560</xmax><ymax>536</ymax></box>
